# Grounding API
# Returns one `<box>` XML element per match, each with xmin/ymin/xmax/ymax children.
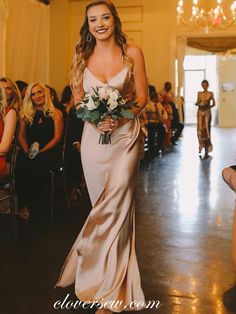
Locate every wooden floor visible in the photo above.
<box><xmin>0</xmin><ymin>125</ymin><xmax>236</xmax><ymax>314</ymax></box>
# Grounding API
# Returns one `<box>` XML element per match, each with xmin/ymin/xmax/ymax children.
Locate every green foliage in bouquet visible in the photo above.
<box><xmin>76</xmin><ymin>85</ymin><xmax>138</xmax><ymax>144</ymax></box>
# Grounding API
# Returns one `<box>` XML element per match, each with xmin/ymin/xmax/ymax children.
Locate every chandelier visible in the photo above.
<box><xmin>177</xmin><ymin>0</ymin><xmax>236</xmax><ymax>33</ymax></box>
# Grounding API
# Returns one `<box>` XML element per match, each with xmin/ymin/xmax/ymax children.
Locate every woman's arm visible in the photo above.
<box><xmin>195</xmin><ymin>92</ymin><xmax>201</xmax><ymax>105</ymax></box>
<box><xmin>18</xmin><ymin>119</ymin><xmax>30</xmax><ymax>154</ymax></box>
<box><xmin>210</xmin><ymin>92</ymin><xmax>216</xmax><ymax>108</ymax></box>
<box><xmin>72</xmin><ymin>81</ymin><xmax>85</xmax><ymax>107</ymax></box>
<box><xmin>127</xmin><ymin>44</ymin><xmax>148</xmax><ymax>115</ymax></box>
<box><xmin>0</xmin><ymin>109</ymin><xmax>17</xmax><ymax>154</ymax></box>
<box><xmin>39</xmin><ymin>109</ymin><xmax>64</xmax><ymax>154</ymax></box>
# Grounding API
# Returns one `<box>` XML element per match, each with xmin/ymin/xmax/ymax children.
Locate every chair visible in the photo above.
<box><xmin>49</xmin><ymin>116</ymin><xmax>69</xmax><ymax>218</ymax></box>
<box><xmin>0</xmin><ymin>123</ymin><xmax>19</xmax><ymax>237</ymax></box>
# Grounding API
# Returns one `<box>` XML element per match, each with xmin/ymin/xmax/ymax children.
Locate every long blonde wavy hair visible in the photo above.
<box><xmin>0</xmin><ymin>86</ymin><xmax>8</xmax><ymax>117</ymax></box>
<box><xmin>0</xmin><ymin>77</ymin><xmax>21</xmax><ymax>113</ymax></box>
<box><xmin>71</xmin><ymin>0</ymin><xmax>133</xmax><ymax>92</ymax></box>
<box><xmin>21</xmin><ymin>83</ymin><xmax>55</xmax><ymax>124</ymax></box>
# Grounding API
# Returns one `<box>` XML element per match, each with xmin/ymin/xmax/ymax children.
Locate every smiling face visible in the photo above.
<box><xmin>87</xmin><ymin>4</ymin><xmax>115</xmax><ymax>42</ymax></box>
<box><xmin>31</xmin><ymin>84</ymin><xmax>45</xmax><ymax>108</ymax></box>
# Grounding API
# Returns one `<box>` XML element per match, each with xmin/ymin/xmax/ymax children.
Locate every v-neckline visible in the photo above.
<box><xmin>85</xmin><ymin>67</ymin><xmax>127</xmax><ymax>84</ymax></box>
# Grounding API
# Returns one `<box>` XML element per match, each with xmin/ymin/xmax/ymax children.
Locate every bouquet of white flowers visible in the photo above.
<box><xmin>195</xmin><ymin>99</ymin><xmax>210</xmax><ymax>108</ymax></box>
<box><xmin>76</xmin><ymin>84</ymin><xmax>138</xmax><ymax>144</ymax></box>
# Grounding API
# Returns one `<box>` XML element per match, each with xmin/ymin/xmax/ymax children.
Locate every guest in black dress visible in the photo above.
<box><xmin>15</xmin><ymin>83</ymin><xmax>64</xmax><ymax>219</ymax></box>
<box><xmin>46</xmin><ymin>85</ymin><xmax>67</xmax><ymax>120</ymax></box>
<box><xmin>61</xmin><ymin>85</ymin><xmax>75</xmax><ymax>115</ymax></box>
<box><xmin>58</xmin><ymin>85</ymin><xmax>85</xmax><ymax>203</ymax></box>
<box><xmin>65</xmin><ymin>107</ymin><xmax>85</xmax><ymax>204</ymax></box>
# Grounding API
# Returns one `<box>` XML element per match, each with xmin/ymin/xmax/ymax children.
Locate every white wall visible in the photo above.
<box><xmin>3</xmin><ymin>0</ymin><xmax>236</xmax><ymax>127</ymax></box>
<box><xmin>218</xmin><ymin>57</ymin><xmax>236</xmax><ymax>127</ymax></box>
<box><xmin>6</xmin><ymin>0</ymin><xmax>49</xmax><ymax>83</ymax></box>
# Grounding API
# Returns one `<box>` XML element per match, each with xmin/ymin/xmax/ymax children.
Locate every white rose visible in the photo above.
<box><xmin>107</xmin><ymin>97</ymin><xmax>118</xmax><ymax>111</ymax></box>
<box><xmin>98</xmin><ymin>86</ymin><xmax>109</xmax><ymax>100</ymax></box>
<box><xmin>86</xmin><ymin>95</ymin><xmax>97</xmax><ymax>110</ymax></box>
<box><xmin>107</xmin><ymin>89</ymin><xmax>120</xmax><ymax>111</ymax></box>
<box><xmin>109</xmin><ymin>90</ymin><xmax>119</xmax><ymax>101</ymax></box>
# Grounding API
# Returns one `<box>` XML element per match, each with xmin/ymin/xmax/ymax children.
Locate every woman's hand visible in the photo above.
<box><xmin>73</xmin><ymin>142</ymin><xmax>81</xmax><ymax>153</ymax></box>
<box><xmin>97</xmin><ymin>117</ymin><xmax>119</xmax><ymax>134</ymax></box>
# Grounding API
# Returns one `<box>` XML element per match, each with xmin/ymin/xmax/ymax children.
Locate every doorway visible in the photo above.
<box><xmin>183</xmin><ymin>54</ymin><xmax>218</xmax><ymax>124</ymax></box>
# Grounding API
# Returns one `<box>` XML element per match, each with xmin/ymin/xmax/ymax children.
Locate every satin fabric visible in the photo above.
<box><xmin>197</xmin><ymin>91</ymin><xmax>213</xmax><ymax>153</ymax></box>
<box><xmin>56</xmin><ymin>67</ymin><xmax>145</xmax><ymax>312</ymax></box>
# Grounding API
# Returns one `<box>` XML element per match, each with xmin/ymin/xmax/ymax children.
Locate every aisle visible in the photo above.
<box><xmin>136</xmin><ymin>125</ymin><xmax>236</xmax><ymax>313</ymax></box>
<box><xmin>0</xmin><ymin>126</ymin><xmax>235</xmax><ymax>314</ymax></box>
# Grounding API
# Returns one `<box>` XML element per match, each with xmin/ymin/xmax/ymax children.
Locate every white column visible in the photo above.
<box><xmin>176</xmin><ymin>36</ymin><xmax>186</xmax><ymax>122</ymax></box>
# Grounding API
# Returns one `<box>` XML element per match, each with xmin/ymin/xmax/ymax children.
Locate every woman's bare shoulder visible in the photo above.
<box><xmin>126</xmin><ymin>44</ymin><xmax>143</xmax><ymax>59</ymax></box>
<box><xmin>4</xmin><ymin>107</ymin><xmax>16</xmax><ymax>120</ymax></box>
<box><xmin>54</xmin><ymin>108</ymin><xmax>63</xmax><ymax>119</ymax></box>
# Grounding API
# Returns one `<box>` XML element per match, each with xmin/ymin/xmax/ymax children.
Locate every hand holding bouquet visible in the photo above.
<box><xmin>76</xmin><ymin>84</ymin><xmax>138</xmax><ymax>144</ymax></box>
<box><xmin>195</xmin><ymin>99</ymin><xmax>210</xmax><ymax>108</ymax></box>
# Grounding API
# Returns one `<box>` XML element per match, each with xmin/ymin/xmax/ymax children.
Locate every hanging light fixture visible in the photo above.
<box><xmin>177</xmin><ymin>0</ymin><xmax>236</xmax><ymax>33</ymax></box>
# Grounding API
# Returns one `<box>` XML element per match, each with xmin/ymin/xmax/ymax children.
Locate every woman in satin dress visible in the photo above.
<box><xmin>196</xmin><ymin>80</ymin><xmax>215</xmax><ymax>158</ymax></box>
<box><xmin>56</xmin><ymin>1</ymin><xmax>148</xmax><ymax>313</ymax></box>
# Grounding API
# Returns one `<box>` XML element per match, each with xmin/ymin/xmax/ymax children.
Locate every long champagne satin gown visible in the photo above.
<box><xmin>197</xmin><ymin>91</ymin><xmax>213</xmax><ymax>153</ymax></box>
<box><xmin>56</xmin><ymin>67</ymin><xmax>145</xmax><ymax>312</ymax></box>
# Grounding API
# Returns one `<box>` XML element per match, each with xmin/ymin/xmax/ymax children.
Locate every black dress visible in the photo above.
<box><xmin>65</xmin><ymin>108</ymin><xmax>84</xmax><ymax>189</ymax></box>
<box><xmin>15</xmin><ymin>111</ymin><xmax>61</xmax><ymax>208</ymax></box>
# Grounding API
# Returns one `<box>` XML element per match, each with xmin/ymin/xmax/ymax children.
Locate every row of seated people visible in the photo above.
<box><xmin>141</xmin><ymin>84</ymin><xmax>184</xmax><ymax>156</ymax></box>
<box><xmin>0</xmin><ymin>77</ymin><xmax>84</xmax><ymax>220</ymax></box>
<box><xmin>0</xmin><ymin>77</ymin><xmax>183</xmax><ymax>219</ymax></box>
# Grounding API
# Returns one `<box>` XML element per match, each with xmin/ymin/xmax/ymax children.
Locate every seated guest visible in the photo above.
<box><xmin>46</xmin><ymin>85</ymin><xmax>67</xmax><ymax>119</ymax></box>
<box><xmin>15</xmin><ymin>80</ymin><xmax>28</xmax><ymax>101</ymax></box>
<box><xmin>0</xmin><ymin>77</ymin><xmax>21</xmax><ymax>113</ymax></box>
<box><xmin>169</xmin><ymin>101</ymin><xmax>184</xmax><ymax>145</ymax></box>
<box><xmin>162</xmin><ymin>83</ymin><xmax>184</xmax><ymax>145</ymax></box>
<box><xmin>161</xmin><ymin>95</ymin><xmax>173</xmax><ymax>147</ymax></box>
<box><xmin>0</xmin><ymin>86</ymin><xmax>17</xmax><ymax>177</ymax></box>
<box><xmin>15</xmin><ymin>83</ymin><xmax>64</xmax><ymax>219</ymax></box>
<box><xmin>57</xmin><ymin>85</ymin><xmax>86</xmax><ymax>203</ymax></box>
<box><xmin>65</xmin><ymin>107</ymin><xmax>85</xmax><ymax>205</ymax></box>
<box><xmin>61</xmin><ymin>85</ymin><xmax>75</xmax><ymax>114</ymax></box>
<box><xmin>161</xmin><ymin>81</ymin><xmax>175</xmax><ymax>102</ymax></box>
<box><xmin>146</xmin><ymin>86</ymin><xmax>167</xmax><ymax>155</ymax></box>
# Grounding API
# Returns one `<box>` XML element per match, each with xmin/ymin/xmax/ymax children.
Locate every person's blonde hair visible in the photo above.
<box><xmin>0</xmin><ymin>77</ymin><xmax>21</xmax><ymax>113</ymax></box>
<box><xmin>21</xmin><ymin>83</ymin><xmax>55</xmax><ymax>124</ymax></box>
<box><xmin>0</xmin><ymin>86</ymin><xmax>8</xmax><ymax>117</ymax></box>
<box><xmin>71</xmin><ymin>0</ymin><xmax>133</xmax><ymax>93</ymax></box>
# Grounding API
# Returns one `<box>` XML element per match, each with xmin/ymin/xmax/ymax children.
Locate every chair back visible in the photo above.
<box><xmin>8</xmin><ymin>121</ymin><xmax>19</xmax><ymax>179</ymax></box>
<box><xmin>61</xmin><ymin>114</ymin><xmax>70</xmax><ymax>164</ymax></box>
<box><xmin>0</xmin><ymin>120</ymin><xmax>19</xmax><ymax>222</ymax></box>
